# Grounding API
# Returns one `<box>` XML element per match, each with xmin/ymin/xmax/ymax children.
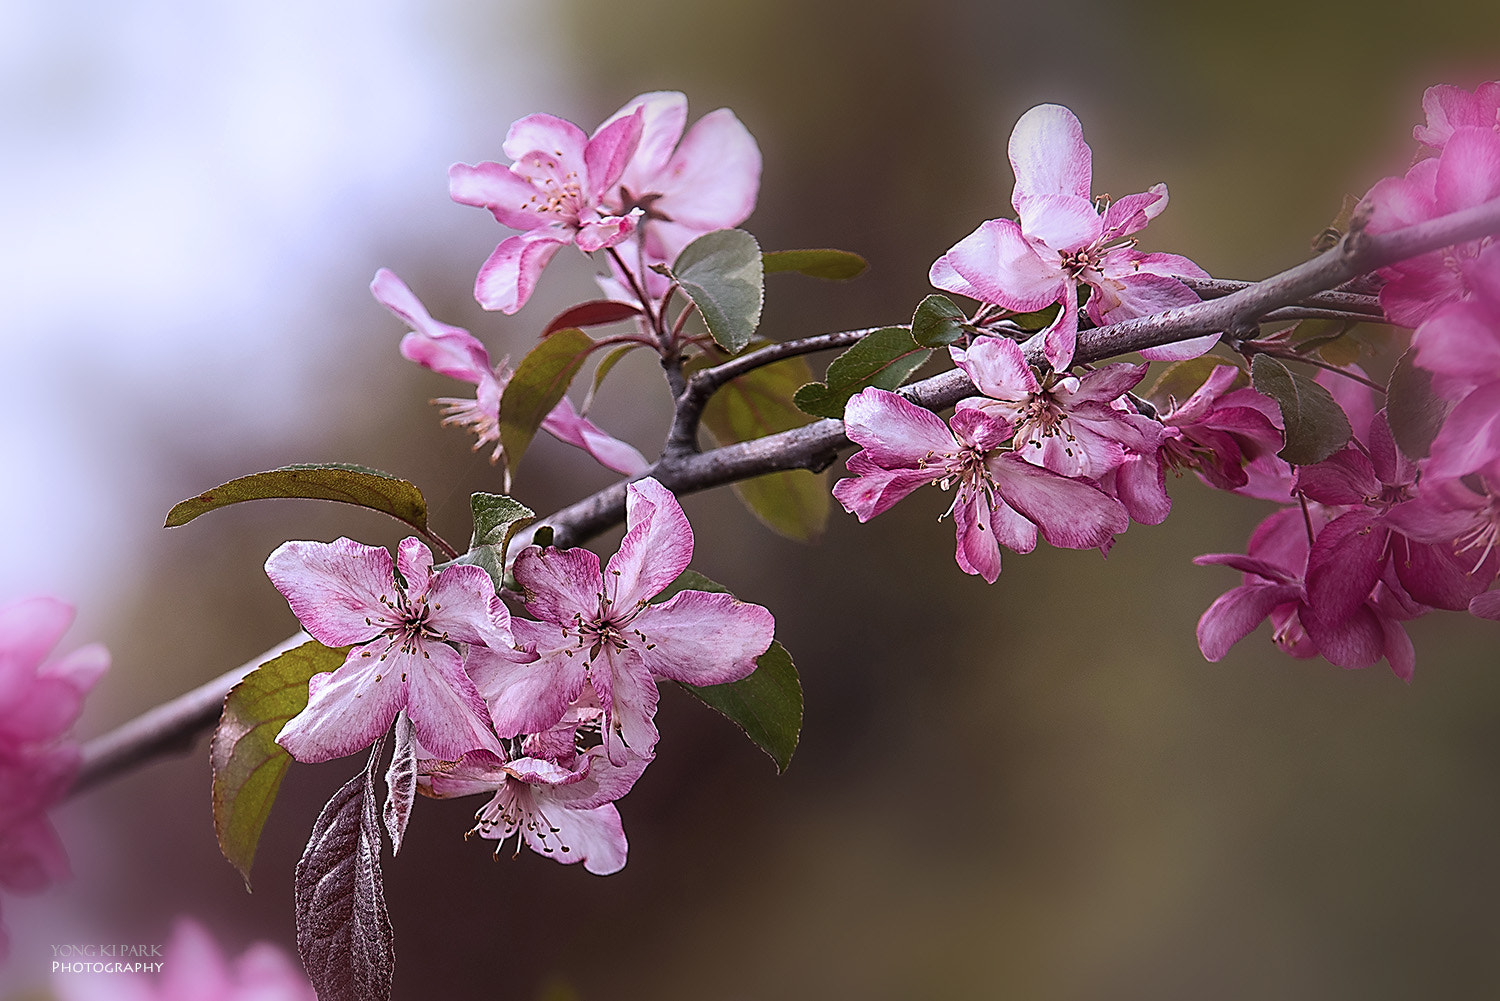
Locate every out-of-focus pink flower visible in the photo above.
<box><xmin>595</xmin><ymin>91</ymin><xmax>762</xmax><ymax>264</ymax></box>
<box><xmin>1414</xmin><ymin>81</ymin><xmax>1500</xmax><ymax>151</ymax></box>
<box><xmin>472</xmin><ymin>477</ymin><xmax>774</xmax><ymax>766</ymax></box>
<box><xmin>267</xmin><ymin>537</ymin><xmax>518</xmax><ymax>763</ymax></box>
<box><xmin>54</xmin><ymin>917</ymin><xmax>314</xmax><ymax>1001</ymax></box>
<box><xmin>450</xmin><ymin>108</ymin><xmax>646</xmax><ymax>313</ymax></box>
<box><xmin>370</xmin><ymin>269</ymin><xmax>648</xmax><ymax>477</ymax></box>
<box><xmin>0</xmin><ymin>597</ymin><xmax>108</xmax><ymax>961</ymax></box>
<box><xmin>931</xmin><ymin>104</ymin><xmax>1209</xmax><ymax>370</ymax></box>
<box><xmin>1362</xmin><ymin>126</ymin><xmax>1500</xmax><ymax>327</ymax></box>
<box><xmin>833</xmin><ymin>387</ymin><xmax>1129</xmax><ymax>583</ymax></box>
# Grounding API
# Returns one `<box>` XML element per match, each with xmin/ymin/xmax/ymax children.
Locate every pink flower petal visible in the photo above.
<box><xmin>842</xmin><ymin>387</ymin><xmax>956</xmax><ymax>468</ymax></box>
<box><xmin>264</xmin><ymin>539</ymin><xmax>393</xmax><ymax>648</ymax></box>
<box><xmin>631</xmin><ymin>590</ymin><xmax>774</xmax><ymax>685</ymax></box>
<box><xmin>1009</xmin><ymin>104</ymin><xmax>1092</xmax><ymax>206</ymax></box>
<box><xmin>606</xmin><ymin>478</ymin><xmax>694</xmax><ymax>608</ymax></box>
<box><xmin>943</xmin><ymin>218</ymin><xmax>1065</xmax><ymax>312</ymax></box>
<box><xmin>474</xmin><ymin>229</ymin><xmax>572</xmax><ymax>314</ymax></box>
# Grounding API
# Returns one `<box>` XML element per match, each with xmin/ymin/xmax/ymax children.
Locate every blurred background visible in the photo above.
<box><xmin>4</xmin><ymin>0</ymin><xmax>1500</xmax><ymax>997</ymax></box>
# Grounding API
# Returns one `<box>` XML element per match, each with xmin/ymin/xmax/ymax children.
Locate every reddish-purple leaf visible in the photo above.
<box><xmin>542</xmin><ymin>300</ymin><xmax>643</xmax><ymax>335</ymax></box>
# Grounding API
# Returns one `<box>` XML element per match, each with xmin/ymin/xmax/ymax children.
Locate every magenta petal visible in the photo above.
<box><xmin>1425</xmin><ymin>383</ymin><xmax>1500</xmax><ymax>479</ymax></box>
<box><xmin>1197</xmin><ymin>582</ymin><xmax>1301</xmax><ymax>660</ymax></box>
<box><xmin>832</xmin><ymin>459</ymin><xmax>933</xmax><ymax>521</ymax></box>
<box><xmin>1293</xmin><ymin>447</ymin><xmax>1378</xmax><ymax>505</ymax></box>
<box><xmin>1032</xmin><ymin>279</ymin><xmax>1080</xmax><ymax>371</ymax></box>
<box><xmin>264</xmin><ymin>539</ymin><xmax>393</xmax><ymax>647</ymax></box>
<box><xmin>275</xmin><ymin>649</ymin><xmax>408</xmax><ymax>764</ymax></box>
<box><xmin>952</xmin><ymin>491</ymin><xmax>1003</xmax><ymax>583</ymax></box>
<box><xmin>606</xmin><ymin>478</ymin><xmax>694</xmax><ymax>607</ymax></box>
<box><xmin>1304</xmin><ymin>512</ymin><xmax>1387</xmax><ymax>625</ymax></box>
<box><xmin>631</xmin><ymin>591</ymin><xmax>774</xmax><ymax>685</ymax></box>
<box><xmin>0</xmin><ymin>597</ymin><xmax>74</xmax><ymax>682</ymax></box>
<box><xmin>1470</xmin><ymin>590</ymin><xmax>1500</xmax><ymax>620</ymax></box>
<box><xmin>584</xmin><ymin>108</ymin><xmax>644</xmax><ymax>200</ymax></box>
<box><xmin>1101</xmin><ymin>184</ymin><xmax>1169</xmax><ymax>239</ymax></box>
<box><xmin>605</xmin><ymin>91</ymin><xmax>688</xmax><ymax>183</ymax></box>
<box><xmin>1301</xmin><ymin>602</ymin><xmax>1385</xmax><ymax>670</ymax></box>
<box><xmin>1434</xmin><ymin>127</ymin><xmax>1500</xmax><ymax>213</ymax></box>
<box><xmin>988</xmin><ymin>454</ymin><xmax>1128</xmax><ymax>550</ymax></box>
<box><xmin>1009</xmin><ymin>104</ymin><xmax>1092</xmax><ymax>205</ymax></box>
<box><xmin>474</xmin><ymin>229</ymin><xmax>572</xmax><ymax>314</ymax></box>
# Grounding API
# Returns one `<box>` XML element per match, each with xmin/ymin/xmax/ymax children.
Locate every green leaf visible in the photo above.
<box><xmin>910</xmin><ymin>294</ymin><xmax>968</xmax><ymax>348</ymax></box>
<box><xmin>1007</xmin><ymin>302</ymin><xmax>1061</xmax><ymax>332</ymax></box>
<box><xmin>1387</xmin><ymin>348</ymin><xmax>1454</xmax><ymax>461</ymax></box>
<box><xmin>1145</xmin><ymin>356</ymin><xmax>1244</xmax><ymax>411</ymax></box>
<box><xmin>211</xmin><ymin>638</ymin><xmax>350</xmax><ymax>889</ymax></box>
<box><xmin>666</xmin><ymin>229</ymin><xmax>764</xmax><ymax>353</ymax></box>
<box><xmin>582</xmin><ymin>344</ymin><xmax>640</xmax><ymax>414</ymax></box>
<box><xmin>655</xmin><ymin>571</ymin><xmax>802</xmax><ymax>773</ymax></box>
<box><xmin>793</xmin><ymin>326</ymin><xmax>932</xmax><ymax>419</ymax></box>
<box><xmin>691</xmin><ymin>351</ymin><xmax>828</xmax><ymax>541</ymax></box>
<box><xmin>498</xmin><ymin>327</ymin><xmax>596</xmax><ymax>483</ymax></box>
<box><xmin>681</xmin><ymin>642</ymin><xmax>802</xmax><ymax>774</ymax></box>
<box><xmin>456</xmin><ymin>492</ymin><xmax>536</xmax><ymax>590</ymax></box>
<box><xmin>165</xmin><ymin>464</ymin><xmax>429</xmax><ymax>534</ymax></box>
<box><xmin>762</xmin><ymin>248</ymin><xmax>868</xmax><ymax>281</ymax></box>
<box><xmin>1250</xmin><ymin>354</ymin><xmax>1351</xmax><ymax>466</ymax></box>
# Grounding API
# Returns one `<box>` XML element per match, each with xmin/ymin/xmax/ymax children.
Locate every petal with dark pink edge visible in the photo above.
<box><xmin>541</xmin><ymin>397</ymin><xmax>650</xmax><ymax>475</ymax></box>
<box><xmin>952</xmin><ymin>491</ymin><xmax>1003</xmax><ymax>583</ymax></box>
<box><xmin>607</xmin><ymin>478</ymin><xmax>694</xmax><ymax>607</ymax></box>
<box><xmin>275</xmin><ymin>649</ymin><xmax>408</xmax><ymax>763</ymax></box>
<box><xmin>1019</xmin><ymin>193</ymin><xmax>1101</xmax><ymax>252</ymax></box>
<box><xmin>1101</xmin><ymin>184</ymin><xmax>1168</xmax><ymax>240</ymax></box>
<box><xmin>951</xmin><ymin>335</ymin><xmax>1039</xmax><ymax>401</ymax></box>
<box><xmin>989</xmin><ymin>454</ymin><xmax>1128</xmax><ymax>549</ymax></box>
<box><xmin>584</xmin><ymin>108</ymin><xmax>644</xmax><ymax>200</ymax></box>
<box><xmin>929</xmin><ymin>252</ymin><xmax>984</xmax><ymax>299</ymax></box>
<box><xmin>944</xmin><ymin>219</ymin><xmax>1065</xmax><ymax>312</ymax></box>
<box><xmin>1009</xmin><ymin>104</ymin><xmax>1092</xmax><ymax>206</ymax></box>
<box><xmin>601</xmin><ymin>651</ymin><xmax>659</xmax><ymax>766</ymax></box>
<box><xmin>602</xmin><ymin>92</ymin><xmax>687</xmax><ymax>185</ymax></box>
<box><xmin>631</xmin><ymin>590</ymin><xmax>774</xmax><ymax>685</ymax></box>
<box><xmin>513</xmin><ymin>545</ymin><xmax>603</xmax><ymax>625</ymax></box>
<box><xmin>403</xmin><ymin>643</ymin><xmax>504</xmax><ymax>760</ymax></box>
<box><xmin>474</xmin><ymin>229</ymin><xmax>572</xmax><ymax>314</ymax></box>
<box><xmin>1065</xmin><ymin>362</ymin><xmax>1148</xmax><ymax>404</ymax></box>
<box><xmin>1196</xmin><ymin>582</ymin><xmax>1301</xmax><ymax>660</ymax></box>
<box><xmin>425</xmin><ymin>563</ymin><xmax>513</xmax><ymax>648</ymax></box>
<box><xmin>468</xmin><ymin>625</ymin><xmax>585</xmax><ymax>739</ymax></box>
<box><xmin>546</xmin><ymin>746</ymin><xmax>652</xmax><ymax>810</ymax></box>
<box><xmin>1110</xmin><ymin>454</ymin><xmax>1171</xmax><ymax>526</ymax></box>
<box><xmin>264</xmin><ymin>539</ymin><xmax>393</xmax><ymax>648</ymax></box>
<box><xmin>373</xmin><ymin>270</ymin><xmax>493</xmax><ymax>385</ymax></box>
<box><xmin>832</xmin><ymin>457</ymin><xmax>933</xmax><ymax>521</ymax></box>
<box><xmin>842</xmin><ymin>388</ymin><xmax>955</xmax><ymax>469</ymax></box>
<box><xmin>1027</xmin><ymin>279</ymin><xmax>1079</xmax><ymax>371</ymax></box>
<box><xmin>948</xmin><ymin>407</ymin><xmax>1014</xmax><ymax>453</ymax></box>
<box><xmin>988</xmin><ymin>493</ymin><xmax>1038</xmax><ymax>554</ymax></box>
<box><xmin>575</xmin><ymin>214</ymin><xmax>638</xmax><ymax>254</ymax></box>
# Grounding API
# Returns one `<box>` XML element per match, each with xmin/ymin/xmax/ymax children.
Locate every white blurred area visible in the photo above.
<box><xmin>0</xmin><ymin>0</ymin><xmax>564</xmax><ymax>611</ymax></box>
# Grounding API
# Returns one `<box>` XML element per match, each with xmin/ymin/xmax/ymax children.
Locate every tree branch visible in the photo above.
<box><xmin>69</xmin><ymin>194</ymin><xmax>1500</xmax><ymax>797</ymax></box>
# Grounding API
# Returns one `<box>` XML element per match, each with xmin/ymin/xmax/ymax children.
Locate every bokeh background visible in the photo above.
<box><xmin>4</xmin><ymin>0</ymin><xmax>1499</xmax><ymax>997</ymax></box>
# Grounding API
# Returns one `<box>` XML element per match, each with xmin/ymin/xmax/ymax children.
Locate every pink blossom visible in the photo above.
<box><xmin>370</xmin><ymin>269</ymin><xmax>648</xmax><ymax>477</ymax></box>
<box><xmin>1362</xmin><ymin>125</ymin><xmax>1500</xmax><ymax>327</ymax></box>
<box><xmin>595</xmin><ymin>91</ymin><xmax>762</xmax><ymax>264</ymax></box>
<box><xmin>951</xmin><ymin>334</ymin><xmax>1161</xmax><ymax>481</ymax></box>
<box><xmin>0</xmin><ymin>597</ymin><xmax>108</xmax><ymax>960</ymax></box>
<box><xmin>471</xmin><ymin>477</ymin><xmax>774</xmax><ymax>765</ymax></box>
<box><xmin>267</xmin><ymin>537</ymin><xmax>518</xmax><ymax>764</ymax></box>
<box><xmin>54</xmin><ymin>917</ymin><xmax>314</xmax><ymax>1001</ymax></box>
<box><xmin>1414</xmin><ymin>81</ymin><xmax>1500</xmax><ymax>151</ymax></box>
<box><xmin>450</xmin><ymin>107</ymin><xmax>646</xmax><ymax>313</ymax></box>
<box><xmin>833</xmin><ymin>387</ymin><xmax>1129</xmax><ymax>583</ymax></box>
<box><xmin>420</xmin><ymin>728</ymin><xmax>649</xmax><ymax>876</ymax></box>
<box><xmin>931</xmin><ymin>104</ymin><xmax>1209</xmax><ymax>370</ymax></box>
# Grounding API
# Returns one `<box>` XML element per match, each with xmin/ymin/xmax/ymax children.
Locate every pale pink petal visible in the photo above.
<box><xmin>1009</xmin><ymin>104</ymin><xmax>1092</xmax><ymax>206</ymax></box>
<box><xmin>501</xmin><ymin>113</ymin><xmax>589</xmax><ymax>169</ymax></box>
<box><xmin>630</xmin><ymin>591</ymin><xmax>774</xmax><ymax>685</ymax></box>
<box><xmin>603</xmin><ymin>91</ymin><xmax>688</xmax><ymax>184</ymax></box>
<box><xmin>468</xmin><ymin>629</ymin><xmax>586</xmax><ymax>740</ymax></box>
<box><xmin>943</xmin><ymin>218</ymin><xmax>1065</xmax><ymax>311</ymax></box>
<box><xmin>606</xmin><ymin>478</ymin><xmax>694</xmax><ymax>607</ymax></box>
<box><xmin>424</xmin><ymin>565</ymin><xmax>513</xmax><ymax>648</ymax></box>
<box><xmin>648</xmin><ymin>108</ymin><xmax>762</xmax><ymax>235</ymax></box>
<box><xmin>951</xmin><ymin>334</ymin><xmax>1040</xmax><ymax>403</ymax></box>
<box><xmin>447</xmin><ymin>160</ymin><xmax>549</xmax><ymax>232</ymax></box>
<box><xmin>513</xmin><ymin>545</ymin><xmax>604</xmax><ymax>624</ymax></box>
<box><xmin>1019</xmin><ymin>193</ymin><xmax>1102</xmax><ymax>252</ymax></box>
<box><xmin>583</xmin><ymin>108</ymin><xmax>644</xmax><ymax>200</ymax></box>
<box><xmin>1101</xmin><ymin>184</ymin><xmax>1169</xmax><ymax>239</ymax></box>
<box><xmin>929</xmin><ymin>252</ymin><xmax>984</xmax><ymax>300</ymax></box>
<box><xmin>264</xmin><ymin>539</ymin><xmax>392</xmax><ymax>647</ymax></box>
<box><xmin>403</xmin><ymin>643</ymin><xmax>505</xmax><ymax>760</ymax></box>
<box><xmin>601</xmin><ymin>651</ymin><xmax>659</xmax><ymax>766</ymax></box>
<box><xmin>540</xmin><ymin>397</ymin><xmax>650</xmax><ymax>475</ymax></box>
<box><xmin>474</xmin><ymin>229</ymin><xmax>573</xmax><ymax>314</ymax></box>
<box><xmin>842</xmin><ymin>387</ymin><xmax>956</xmax><ymax>468</ymax></box>
<box><xmin>540</xmin><ymin>801</ymin><xmax>629</xmax><ymax>875</ymax></box>
<box><xmin>275</xmin><ymin>647</ymin><xmax>408</xmax><ymax>763</ymax></box>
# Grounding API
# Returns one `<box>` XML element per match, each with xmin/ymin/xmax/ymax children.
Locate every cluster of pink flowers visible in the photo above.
<box><xmin>0</xmin><ymin>598</ymin><xmax>108</xmax><ymax>958</ymax></box>
<box><xmin>268</xmin><ymin>478</ymin><xmax>774</xmax><ymax>874</ymax></box>
<box><xmin>1197</xmin><ymin>81</ymin><xmax>1500</xmax><ymax>678</ymax></box>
